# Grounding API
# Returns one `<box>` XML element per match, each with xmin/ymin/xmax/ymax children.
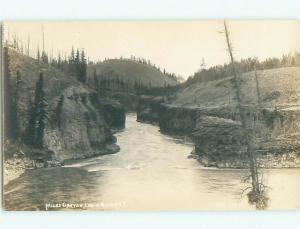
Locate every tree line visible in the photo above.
<box><xmin>93</xmin><ymin>68</ymin><xmax>178</xmax><ymax>97</ymax></box>
<box><xmin>36</xmin><ymin>47</ymin><xmax>88</xmax><ymax>84</ymax></box>
<box><xmin>96</xmin><ymin>55</ymin><xmax>180</xmax><ymax>83</ymax></box>
<box><xmin>186</xmin><ymin>53</ymin><xmax>300</xmax><ymax>85</ymax></box>
<box><xmin>5</xmin><ymin>36</ymin><xmax>88</xmax><ymax>84</ymax></box>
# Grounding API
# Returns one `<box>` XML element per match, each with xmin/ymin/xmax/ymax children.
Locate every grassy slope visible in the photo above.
<box><xmin>7</xmin><ymin>49</ymin><xmax>84</xmax><ymax>129</ymax></box>
<box><xmin>173</xmin><ymin>67</ymin><xmax>300</xmax><ymax>109</ymax></box>
<box><xmin>87</xmin><ymin>59</ymin><xmax>178</xmax><ymax>87</ymax></box>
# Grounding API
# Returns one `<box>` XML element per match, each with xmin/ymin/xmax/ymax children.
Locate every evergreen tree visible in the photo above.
<box><xmin>24</xmin><ymin>96</ymin><xmax>37</xmax><ymax>145</ymax></box>
<box><xmin>70</xmin><ymin>46</ymin><xmax>75</xmax><ymax>62</ymax></box>
<box><xmin>57</xmin><ymin>53</ymin><xmax>62</xmax><ymax>69</ymax></box>
<box><xmin>41</xmin><ymin>51</ymin><xmax>48</xmax><ymax>64</ymax></box>
<box><xmin>35</xmin><ymin>73</ymin><xmax>48</xmax><ymax>148</ymax></box>
<box><xmin>24</xmin><ymin>73</ymin><xmax>48</xmax><ymax>148</ymax></box>
<box><xmin>74</xmin><ymin>49</ymin><xmax>81</xmax><ymax>81</ymax></box>
<box><xmin>68</xmin><ymin>46</ymin><xmax>76</xmax><ymax>76</ymax></box>
<box><xmin>37</xmin><ymin>47</ymin><xmax>40</xmax><ymax>63</ymax></box>
<box><xmin>80</xmin><ymin>49</ymin><xmax>87</xmax><ymax>83</ymax></box>
<box><xmin>93</xmin><ymin>69</ymin><xmax>99</xmax><ymax>91</ymax></box>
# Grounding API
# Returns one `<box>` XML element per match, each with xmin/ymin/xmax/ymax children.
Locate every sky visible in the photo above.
<box><xmin>3</xmin><ymin>20</ymin><xmax>300</xmax><ymax>78</ymax></box>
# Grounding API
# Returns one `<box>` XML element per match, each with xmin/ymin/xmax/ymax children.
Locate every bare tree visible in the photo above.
<box><xmin>254</xmin><ymin>66</ymin><xmax>262</xmax><ymax>110</ymax></box>
<box><xmin>223</xmin><ymin>21</ymin><xmax>268</xmax><ymax>209</ymax></box>
<box><xmin>27</xmin><ymin>36</ymin><xmax>30</xmax><ymax>56</ymax></box>
<box><xmin>42</xmin><ymin>24</ymin><xmax>45</xmax><ymax>53</ymax></box>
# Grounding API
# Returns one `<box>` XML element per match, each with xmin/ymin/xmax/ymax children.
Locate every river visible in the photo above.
<box><xmin>3</xmin><ymin>114</ymin><xmax>300</xmax><ymax>210</ymax></box>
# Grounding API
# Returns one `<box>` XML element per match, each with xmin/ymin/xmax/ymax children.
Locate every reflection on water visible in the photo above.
<box><xmin>4</xmin><ymin>114</ymin><xmax>300</xmax><ymax>210</ymax></box>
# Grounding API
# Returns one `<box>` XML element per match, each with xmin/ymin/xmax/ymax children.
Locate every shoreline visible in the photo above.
<box><xmin>4</xmin><ymin>143</ymin><xmax>120</xmax><ymax>186</ymax></box>
<box><xmin>190</xmin><ymin>151</ymin><xmax>300</xmax><ymax>169</ymax></box>
<box><xmin>4</xmin><ymin>157</ymin><xmax>31</xmax><ymax>186</ymax></box>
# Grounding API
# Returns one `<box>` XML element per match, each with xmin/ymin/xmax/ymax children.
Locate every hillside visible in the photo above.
<box><xmin>87</xmin><ymin>59</ymin><xmax>178</xmax><ymax>88</ymax></box>
<box><xmin>136</xmin><ymin>66</ymin><xmax>300</xmax><ymax>169</ymax></box>
<box><xmin>7</xmin><ymin>49</ymin><xmax>81</xmax><ymax>121</ymax></box>
<box><xmin>173</xmin><ymin>67</ymin><xmax>300</xmax><ymax>109</ymax></box>
<box><xmin>4</xmin><ymin>49</ymin><xmax>121</xmax><ymax>162</ymax></box>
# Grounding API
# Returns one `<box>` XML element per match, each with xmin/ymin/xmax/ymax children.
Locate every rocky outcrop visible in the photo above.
<box><xmin>3</xmin><ymin>140</ymin><xmax>62</xmax><ymax>185</ymax></box>
<box><xmin>44</xmin><ymin>86</ymin><xmax>120</xmax><ymax>161</ymax></box>
<box><xmin>137</xmin><ymin>95</ymin><xmax>300</xmax><ymax>168</ymax></box>
<box><xmin>109</xmin><ymin>92</ymin><xmax>139</xmax><ymax>112</ymax></box>
<box><xmin>158</xmin><ymin>105</ymin><xmax>198</xmax><ymax>135</ymax></box>
<box><xmin>191</xmin><ymin>112</ymin><xmax>300</xmax><ymax>168</ymax></box>
<box><xmin>99</xmin><ymin>98</ymin><xmax>126</xmax><ymax>130</ymax></box>
<box><xmin>4</xmin><ymin>49</ymin><xmax>125</xmax><ymax>166</ymax></box>
<box><xmin>137</xmin><ymin>95</ymin><xmax>165</xmax><ymax>124</ymax></box>
<box><xmin>137</xmin><ymin>97</ymin><xmax>241</xmax><ymax>135</ymax></box>
<box><xmin>192</xmin><ymin>116</ymin><xmax>248</xmax><ymax>168</ymax></box>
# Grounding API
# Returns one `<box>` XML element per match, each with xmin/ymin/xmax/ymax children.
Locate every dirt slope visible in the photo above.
<box><xmin>174</xmin><ymin>67</ymin><xmax>300</xmax><ymax>109</ymax></box>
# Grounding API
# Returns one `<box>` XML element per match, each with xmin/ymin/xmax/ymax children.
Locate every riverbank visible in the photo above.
<box><xmin>4</xmin><ymin>114</ymin><xmax>300</xmax><ymax>211</ymax></box>
<box><xmin>3</xmin><ymin>141</ymin><xmax>120</xmax><ymax>185</ymax></box>
<box><xmin>189</xmin><ymin>149</ymin><xmax>300</xmax><ymax>169</ymax></box>
<box><xmin>4</xmin><ymin>157</ymin><xmax>36</xmax><ymax>186</ymax></box>
<box><xmin>136</xmin><ymin>96</ymin><xmax>300</xmax><ymax>169</ymax></box>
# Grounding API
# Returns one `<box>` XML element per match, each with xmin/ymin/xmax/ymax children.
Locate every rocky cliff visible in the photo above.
<box><xmin>136</xmin><ymin>95</ymin><xmax>300</xmax><ymax>168</ymax></box>
<box><xmin>136</xmin><ymin>95</ymin><xmax>165</xmax><ymax>124</ymax></box>
<box><xmin>44</xmin><ymin>86</ymin><xmax>120</xmax><ymax>161</ymax></box>
<box><xmin>5</xmin><ymin>49</ymin><xmax>124</xmax><ymax>164</ymax></box>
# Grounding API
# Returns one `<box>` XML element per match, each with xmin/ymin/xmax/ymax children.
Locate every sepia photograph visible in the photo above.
<box><xmin>1</xmin><ymin>20</ymin><xmax>300</xmax><ymax>211</ymax></box>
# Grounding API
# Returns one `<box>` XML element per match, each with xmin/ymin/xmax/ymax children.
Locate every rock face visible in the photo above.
<box><xmin>137</xmin><ymin>95</ymin><xmax>300</xmax><ymax>168</ymax></box>
<box><xmin>192</xmin><ymin>116</ymin><xmax>248</xmax><ymax>168</ymax></box>
<box><xmin>3</xmin><ymin>140</ymin><xmax>62</xmax><ymax>185</ymax></box>
<box><xmin>191</xmin><ymin>109</ymin><xmax>300</xmax><ymax>168</ymax></box>
<box><xmin>137</xmin><ymin>95</ymin><xmax>165</xmax><ymax>124</ymax></box>
<box><xmin>159</xmin><ymin>105</ymin><xmax>198</xmax><ymax>135</ymax></box>
<box><xmin>108</xmin><ymin>92</ymin><xmax>139</xmax><ymax>112</ymax></box>
<box><xmin>137</xmin><ymin>97</ymin><xmax>240</xmax><ymax>135</ymax></box>
<box><xmin>5</xmin><ymin>49</ymin><xmax>125</xmax><ymax>163</ymax></box>
<box><xmin>100</xmin><ymin>98</ymin><xmax>126</xmax><ymax>130</ymax></box>
<box><xmin>44</xmin><ymin>86</ymin><xmax>120</xmax><ymax>161</ymax></box>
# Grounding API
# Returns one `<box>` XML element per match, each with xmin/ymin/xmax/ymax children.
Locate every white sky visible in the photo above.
<box><xmin>4</xmin><ymin>20</ymin><xmax>300</xmax><ymax>78</ymax></box>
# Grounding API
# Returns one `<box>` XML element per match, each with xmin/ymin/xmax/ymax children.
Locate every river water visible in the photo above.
<box><xmin>3</xmin><ymin>114</ymin><xmax>300</xmax><ymax>211</ymax></box>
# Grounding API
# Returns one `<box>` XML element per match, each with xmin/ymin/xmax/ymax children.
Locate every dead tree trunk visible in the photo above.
<box><xmin>223</xmin><ymin>21</ymin><xmax>261</xmax><ymax>201</ymax></box>
<box><xmin>27</xmin><ymin>36</ymin><xmax>30</xmax><ymax>56</ymax></box>
<box><xmin>254</xmin><ymin>66</ymin><xmax>262</xmax><ymax>110</ymax></box>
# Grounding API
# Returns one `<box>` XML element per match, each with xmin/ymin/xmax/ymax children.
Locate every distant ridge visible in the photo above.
<box><xmin>87</xmin><ymin>59</ymin><xmax>179</xmax><ymax>88</ymax></box>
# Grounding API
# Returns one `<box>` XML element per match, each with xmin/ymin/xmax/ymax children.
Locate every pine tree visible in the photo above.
<box><xmin>80</xmin><ymin>49</ymin><xmax>87</xmax><ymax>83</ymax></box>
<box><xmin>68</xmin><ymin>46</ymin><xmax>76</xmax><ymax>76</ymax></box>
<box><xmin>75</xmin><ymin>49</ymin><xmax>81</xmax><ymax>81</ymax></box>
<box><xmin>71</xmin><ymin>46</ymin><xmax>75</xmax><ymax>62</ymax></box>
<box><xmin>35</xmin><ymin>73</ymin><xmax>48</xmax><ymax>148</ymax></box>
<box><xmin>41</xmin><ymin>51</ymin><xmax>48</xmax><ymax>64</ymax></box>
<box><xmin>24</xmin><ymin>73</ymin><xmax>48</xmax><ymax>148</ymax></box>
<box><xmin>37</xmin><ymin>47</ymin><xmax>40</xmax><ymax>63</ymax></box>
<box><xmin>24</xmin><ymin>96</ymin><xmax>37</xmax><ymax>145</ymax></box>
<box><xmin>94</xmin><ymin>69</ymin><xmax>99</xmax><ymax>91</ymax></box>
<box><xmin>57</xmin><ymin>53</ymin><xmax>62</xmax><ymax>69</ymax></box>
